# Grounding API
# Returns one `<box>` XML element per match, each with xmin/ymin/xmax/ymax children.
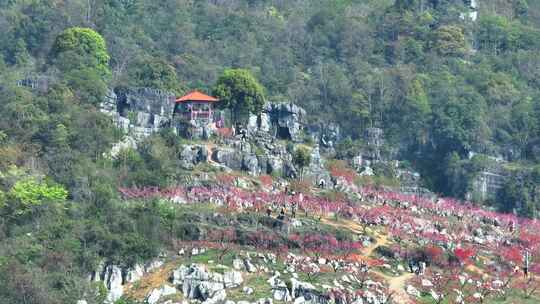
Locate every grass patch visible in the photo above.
<box><xmin>227</xmin><ymin>273</ymin><xmax>273</xmax><ymax>302</ymax></box>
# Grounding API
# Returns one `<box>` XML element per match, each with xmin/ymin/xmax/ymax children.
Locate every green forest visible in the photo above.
<box><xmin>2</xmin><ymin>0</ymin><xmax>540</xmax><ymax>213</ymax></box>
<box><xmin>1</xmin><ymin>0</ymin><xmax>540</xmax><ymax>303</ymax></box>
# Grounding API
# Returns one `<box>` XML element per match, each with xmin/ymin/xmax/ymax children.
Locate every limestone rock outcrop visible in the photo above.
<box><xmin>100</xmin><ymin>87</ymin><xmax>176</xmax><ymax>138</ymax></box>
<box><xmin>247</xmin><ymin>102</ymin><xmax>306</xmax><ymax>142</ymax></box>
<box><xmin>88</xmin><ymin>259</ymin><xmax>165</xmax><ymax>304</ymax></box>
<box><xmin>171</xmin><ymin>264</ymin><xmax>243</xmax><ymax>303</ymax></box>
<box><xmin>146</xmin><ymin>285</ymin><xmax>177</xmax><ymax>304</ymax></box>
<box><xmin>103</xmin><ymin>265</ymin><xmax>124</xmax><ymax>304</ymax></box>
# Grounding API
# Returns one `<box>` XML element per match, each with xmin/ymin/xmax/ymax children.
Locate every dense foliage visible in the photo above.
<box><xmin>213</xmin><ymin>68</ymin><xmax>265</xmax><ymax>123</ymax></box>
<box><xmin>1</xmin><ymin>0</ymin><xmax>539</xmax><ymax>201</ymax></box>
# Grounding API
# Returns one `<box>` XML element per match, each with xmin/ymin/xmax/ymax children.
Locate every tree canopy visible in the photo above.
<box><xmin>51</xmin><ymin>27</ymin><xmax>110</xmax><ymax>77</ymax></box>
<box><xmin>213</xmin><ymin>69</ymin><xmax>265</xmax><ymax>124</ymax></box>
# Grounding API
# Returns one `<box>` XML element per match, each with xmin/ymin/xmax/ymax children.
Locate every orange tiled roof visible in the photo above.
<box><xmin>176</xmin><ymin>90</ymin><xmax>219</xmax><ymax>103</ymax></box>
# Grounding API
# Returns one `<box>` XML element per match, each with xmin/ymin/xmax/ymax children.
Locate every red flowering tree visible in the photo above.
<box><xmin>247</xmin><ymin>230</ymin><xmax>278</xmax><ymax>251</ymax></box>
<box><xmin>515</xmin><ymin>264</ymin><xmax>540</xmax><ymax>299</ymax></box>
<box><xmin>327</xmin><ymin>160</ymin><xmax>358</xmax><ymax>185</ymax></box>
<box><xmin>519</xmin><ymin>231</ymin><xmax>540</xmax><ymax>252</ymax></box>
<box><xmin>424</xmin><ymin>245</ymin><xmax>445</xmax><ymax>266</ymax></box>
<box><xmin>390</xmin><ymin>226</ymin><xmax>411</xmax><ymax>256</ymax></box>
<box><xmin>215</xmin><ymin>173</ymin><xmax>236</xmax><ymax>186</ymax></box>
<box><xmin>302</xmin><ymin>234</ymin><xmax>338</xmax><ymax>258</ymax></box>
<box><xmin>327</xmin><ymin>288</ymin><xmax>364</xmax><ymax>304</ymax></box>
<box><xmin>208</xmin><ymin>227</ymin><xmax>237</xmax><ymax>261</ymax></box>
<box><xmin>415</xmin><ymin>269</ymin><xmax>459</xmax><ymax>304</ymax></box>
<box><xmin>287</xmin><ymin>255</ymin><xmax>323</xmax><ymax>283</ymax></box>
<box><xmin>345</xmin><ymin>263</ymin><xmax>371</xmax><ymax>289</ymax></box>
<box><xmin>465</xmin><ymin>273</ymin><xmax>495</xmax><ymax>304</ymax></box>
<box><xmin>501</xmin><ymin>246</ymin><xmax>523</xmax><ymax>266</ymax></box>
<box><xmin>289</xmin><ymin>233</ymin><xmax>338</xmax><ymax>258</ymax></box>
<box><xmin>487</xmin><ymin>264</ymin><xmax>519</xmax><ymax>301</ymax></box>
<box><xmin>338</xmin><ymin>240</ymin><xmax>362</xmax><ymax>261</ymax></box>
<box><xmin>259</xmin><ymin>175</ymin><xmax>273</xmax><ymax>188</ymax></box>
<box><xmin>454</xmin><ymin>247</ymin><xmax>476</xmax><ymax>266</ymax></box>
<box><xmin>298</xmin><ymin>260</ymin><xmax>321</xmax><ymax>283</ymax></box>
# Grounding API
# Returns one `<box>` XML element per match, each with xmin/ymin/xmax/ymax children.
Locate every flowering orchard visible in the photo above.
<box><xmin>119</xmin><ymin>183</ymin><xmax>540</xmax><ymax>302</ymax></box>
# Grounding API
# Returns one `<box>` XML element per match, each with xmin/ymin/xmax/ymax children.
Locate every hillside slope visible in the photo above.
<box><xmin>84</xmin><ymin>182</ymin><xmax>540</xmax><ymax>304</ymax></box>
<box><xmin>2</xmin><ymin>0</ymin><xmax>540</xmax><ymax>213</ymax></box>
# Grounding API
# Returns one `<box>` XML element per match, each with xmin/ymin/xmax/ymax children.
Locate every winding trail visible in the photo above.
<box><xmin>321</xmin><ymin>218</ymin><xmax>414</xmax><ymax>304</ymax></box>
<box><xmin>374</xmin><ymin>271</ymin><xmax>415</xmax><ymax>304</ymax></box>
<box><xmin>124</xmin><ymin>262</ymin><xmax>179</xmax><ymax>301</ymax></box>
<box><xmin>362</xmin><ymin>231</ymin><xmax>389</xmax><ymax>256</ymax></box>
<box><xmin>321</xmin><ymin>217</ymin><xmax>365</xmax><ymax>235</ymax></box>
<box><xmin>205</xmin><ymin>143</ymin><xmax>216</xmax><ymax>163</ymax></box>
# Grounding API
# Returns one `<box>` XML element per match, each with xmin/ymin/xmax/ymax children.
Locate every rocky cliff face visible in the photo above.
<box><xmin>180</xmin><ymin>138</ymin><xmax>298</xmax><ymax>179</ymax></box>
<box><xmin>181</xmin><ymin>128</ymin><xmax>335</xmax><ymax>186</ymax></box>
<box><xmin>99</xmin><ymin>90</ymin><xmax>429</xmax><ymax>191</ymax></box>
<box><xmin>175</xmin><ymin>102</ymin><xmax>317</xmax><ymax>179</ymax></box>
<box><xmin>16</xmin><ymin>75</ymin><xmax>50</xmax><ymax>92</ymax></box>
<box><xmin>306</xmin><ymin>123</ymin><xmax>341</xmax><ymax>151</ymax></box>
<box><xmin>100</xmin><ymin>87</ymin><xmax>176</xmax><ymax>138</ymax></box>
<box><xmin>467</xmin><ymin>163</ymin><xmax>508</xmax><ymax>202</ymax></box>
<box><xmin>99</xmin><ymin>90</ymin><xmax>320</xmax><ymax>180</ymax></box>
<box><xmin>247</xmin><ymin>102</ymin><xmax>307</xmax><ymax>142</ymax></box>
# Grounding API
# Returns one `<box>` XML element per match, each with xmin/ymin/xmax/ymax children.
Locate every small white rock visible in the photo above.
<box><xmin>406</xmin><ymin>285</ymin><xmax>421</xmax><ymax>298</ymax></box>
<box><xmin>294</xmin><ymin>296</ymin><xmax>306</xmax><ymax>304</ymax></box>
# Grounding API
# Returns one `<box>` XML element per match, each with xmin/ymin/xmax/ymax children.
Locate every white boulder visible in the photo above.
<box><xmin>223</xmin><ymin>270</ymin><xmax>243</xmax><ymax>288</ymax></box>
<box><xmin>104</xmin><ymin>265</ymin><xmax>124</xmax><ymax>304</ymax></box>
<box><xmin>406</xmin><ymin>285</ymin><xmax>421</xmax><ymax>298</ymax></box>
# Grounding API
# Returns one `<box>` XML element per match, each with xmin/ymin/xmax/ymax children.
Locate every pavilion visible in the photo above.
<box><xmin>175</xmin><ymin>90</ymin><xmax>219</xmax><ymax>124</ymax></box>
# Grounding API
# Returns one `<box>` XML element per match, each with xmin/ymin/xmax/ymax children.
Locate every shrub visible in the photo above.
<box><xmin>289</xmin><ymin>180</ymin><xmax>311</xmax><ymax>194</ymax></box>
<box><xmin>7</xmin><ymin>179</ymin><xmax>68</xmax><ymax>215</ymax></box>
<box><xmin>293</xmin><ymin>146</ymin><xmax>312</xmax><ymax>178</ymax></box>
<box><xmin>327</xmin><ymin>159</ymin><xmax>357</xmax><ymax>184</ymax></box>
<box><xmin>216</xmin><ymin>173</ymin><xmax>237</xmax><ymax>186</ymax></box>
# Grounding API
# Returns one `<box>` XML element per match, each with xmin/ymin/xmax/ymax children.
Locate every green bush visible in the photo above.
<box><xmin>293</xmin><ymin>146</ymin><xmax>312</xmax><ymax>178</ymax></box>
<box><xmin>51</xmin><ymin>27</ymin><xmax>110</xmax><ymax>77</ymax></box>
<box><xmin>7</xmin><ymin>179</ymin><xmax>67</xmax><ymax>215</ymax></box>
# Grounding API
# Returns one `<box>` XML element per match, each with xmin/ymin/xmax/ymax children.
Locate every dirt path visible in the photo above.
<box><xmin>205</xmin><ymin>143</ymin><xmax>216</xmax><ymax>163</ymax></box>
<box><xmin>382</xmin><ymin>272</ymin><xmax>415</xmax><ymax>304</ymax></box>
<box><xmin>362</xmin><ymin>232</ymin><xmax>389</xmax><ymax>256</ymax></box>
<box><xmin>466</xmin><ymin>264</ymin><xmax>486</xmax><ymax>275</ymax></box>
<box><xmin>321</xmin><ymin>217</ymin><xmax>365</xmax><ymax>235</ymax></box>
<box><xmin>367</xmin><ymin>233</ymin><xmax>413</xmax><ymax>304</ymax></box>
<box><xmin>123</xmin><ymin>262</ymin><xmax>179</xmax><ymax>301</ymax></box>
<box><xmin>369</xmin><ymin>263</ymin><xmax>414</xmax><ymax>304</ymax></box>
<box><xmin>320</xmin><ymin>218</ymin><xmax>413</xmax><ymax>304</ymax></box>
<box><xmin>319</xmin><ymin>217</ymin><xmax>390</xmax><ymax>258</ymax></box>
